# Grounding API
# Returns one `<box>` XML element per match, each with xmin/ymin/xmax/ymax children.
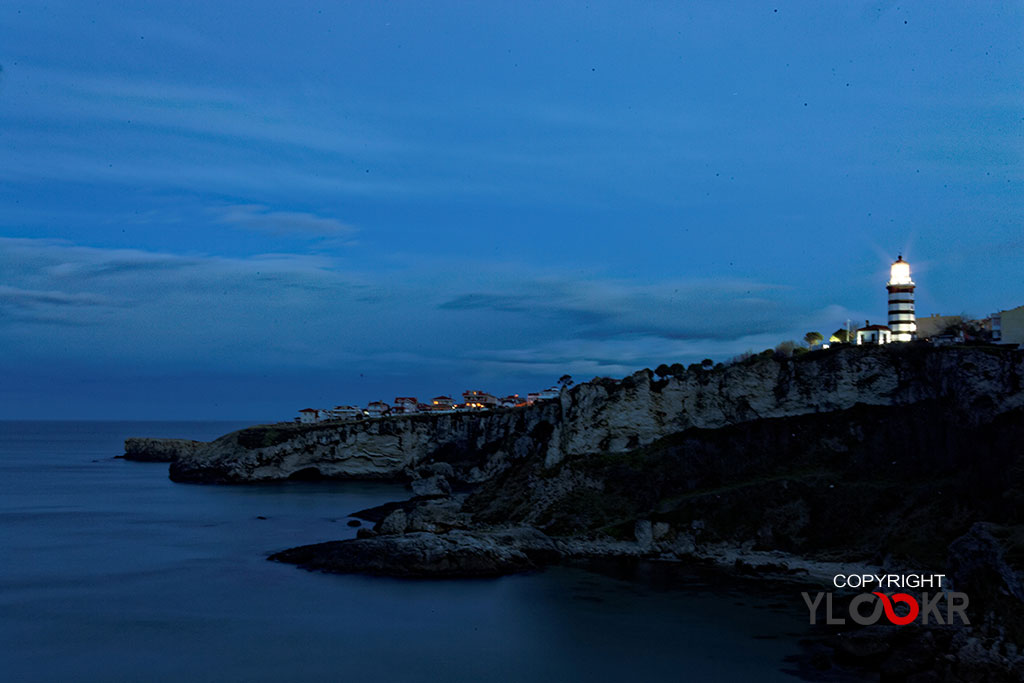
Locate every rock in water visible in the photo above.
<box><xmin>123</xmin><ymin>438</ymin><xmax>203</xmax><ymax>463</ymax></box>
<box><xmin>269</xmin><ymin>528</ymin><xmax>559</xmax><ymax>578</ymax></box>
<box><xmin>376</xmin><ymin>509</ymin><xmax>408</xmax><ymax>535</ymax></box>
<box><xmin>410</xmin><ymin>474</ymin><xmax>451</xmax><ymax>497</ymax></box>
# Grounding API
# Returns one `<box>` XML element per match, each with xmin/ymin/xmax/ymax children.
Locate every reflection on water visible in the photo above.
<box><xmin>0</xmin><ymin>421</ymin><xmax>828</xmax><ymax>682</ymax></box>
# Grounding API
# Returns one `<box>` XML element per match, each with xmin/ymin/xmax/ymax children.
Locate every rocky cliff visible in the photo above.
<box><xmin>122</xmin><ymin>437</ymin><xmax>203</xmax><ymax>463</ymax></box>
<box><xmin>162</xmin><ymin>344</ymin><xmax>1023</xmax><ymax>485</ymax></box>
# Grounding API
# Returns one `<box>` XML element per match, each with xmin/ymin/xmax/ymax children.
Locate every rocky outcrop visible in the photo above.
<box><xmin>122</xmin><ymin>437</ymin><xmax>203</xmax><ymax>463</ymax></box>
<box><xmin>164</xmin><ymin>345</ymin><xmax>1024</xmax><ymax>483</ymax></box>
<box><xmin>167</xmin><ymin>406</ymin><xmax>562</xmax><ymax>483</ymax></box>
<box><xmin>268</xmin><ymin>527</ymin><xmax>560</xmax><ymax>578</ymax></box>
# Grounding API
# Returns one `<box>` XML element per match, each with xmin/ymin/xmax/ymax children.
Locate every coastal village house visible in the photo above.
<box><xmin>327</xmin><ymin>405</ymin><xmax>361</xmax><ymax>421</ymax></box>
<box><xmin>915</xmin><ymin>314</ymin><xmax>974</xmax><ymax>346</ymax></box>
<box><xmin>527</xmin><ymin>387</ymin><xmax>561</xmax><ymax>402</ymax></box>
<box><xmin>916</xmin><ymin>314</ymin><xmax>962</xmax><ymax>340</ymax></box>
<box><xmin>364</xmin><ymin>401</ymin><xmax>391</xmax><ymax>418</ymax></box>
<box><xmin>392</xmin><ymin>397</ymin><xmax>419</xmax><ymax>414</ymax></box>
<box><xmin>297</xmin><ymin>408</ymin><xmax>323</xmax><ymax>424</ymax></box>
<box><xmin>430</xmin><ymin>395</ymin><xmax>457</xmax><ymax>411</ymax></box>
<box><xmin>855</xmin><ymin>322</ymin><xmax>892</xmax><ymax>346</ymax></box>
<box><xmin>991</xmin><ymin>304</ymin><xmax>1024</xmax><ymax>346</ymax></box>
<box><xmin>462</xmin><ymin>390</ymin><xmax>498</xmax><ymax>409</ymax></box>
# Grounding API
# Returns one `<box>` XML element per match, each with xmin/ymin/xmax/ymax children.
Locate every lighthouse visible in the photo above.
<box><xmin>887</xmin><ymin>255</ymin><xmax>916</xmax><ymax>342</ymax></box>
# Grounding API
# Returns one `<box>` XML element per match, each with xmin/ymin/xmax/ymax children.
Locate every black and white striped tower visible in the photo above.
<box><xmin>887</xmin><ymin>255</ymin><xmax>916</xmax><ymax>342</ymax></box>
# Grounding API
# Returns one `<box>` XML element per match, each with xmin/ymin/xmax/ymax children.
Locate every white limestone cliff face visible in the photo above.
<box><xmin>167</xmin><ymin>402</ymin><xmax>563</xmax><ymax>482</ymax></box>
<box><xmin>163</xmin><ymin>346</ymin><xmax>1024</xmax><ymax>483</ymax></box>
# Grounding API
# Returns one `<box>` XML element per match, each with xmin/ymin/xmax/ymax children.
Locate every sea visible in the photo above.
<box><xmin>0</xmin><ymin>421</ymin><xmax>837</xmax><ymax>682</ymax></box>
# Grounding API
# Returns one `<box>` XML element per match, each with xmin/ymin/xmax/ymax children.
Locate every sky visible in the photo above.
<box><xmin>1</xmin><ymin>1</ymin><xmax>1021</xmax><ymax>420</ymax></box>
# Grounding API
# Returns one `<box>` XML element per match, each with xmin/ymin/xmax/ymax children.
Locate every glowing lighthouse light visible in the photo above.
<box><xmin>886</xmin><ymin>255</ymin><xmax>916</xmax><ymax>342</ymax></box>
<box><xmin>889</xmin><ymin>256</ymin><xmax>913</xmax><ymax>286</ymax></box>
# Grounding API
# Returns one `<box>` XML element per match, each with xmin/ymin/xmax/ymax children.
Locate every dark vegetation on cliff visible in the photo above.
<box><xmin>466</xmin><ymin>400</ymin><xmax>1024</xmax><ymax>568</ymax></box>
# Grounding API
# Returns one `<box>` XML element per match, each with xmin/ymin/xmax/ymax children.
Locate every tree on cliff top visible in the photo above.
<box><xmin>775</xmin><ymin>341</ymin><xmax>797</xmax><ymax>358</ymax></box>
<box><xmin>804</xmin><ymin>331</ymin><xmax>824</xmax><ymax>347</ymax></box>
<box><xmin>830</xmin><ymin>328</ymin><xmax>851</xmax><ymax>343</ymax></box>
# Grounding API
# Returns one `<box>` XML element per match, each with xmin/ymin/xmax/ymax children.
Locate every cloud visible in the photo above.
<box><xmin>0</xmin><ymin>65</ymin><xmax>463</xmax><ymax>199</ymax></box>
<box><xmin>0</xmin><ymin>237</ymin><xmax>379</xmax><ymax>367</ymax></box>
<box><xmin>217</xmin><ymin>205</ymin><xmax>356</xmax><ymax>237</ymax></box>
<box><xmin>439</xmin><ymin>277</ymin><xmax>795</xmax><ymax>342</ymax></box>
<box><xmin>8</xmin><ymin>65</ymin><xmax>400</xmax><ymax>158</ymax></box>
<box><xmin>45</xmin><ymin>252</ymin><xmax>201</xmax><ymax>279</ymax></box>
<box><xmin>0</xmin><ymin>237</ymin><xmax>338</xmax><ymax>282</ymax></box>
<box><xmin>0</xmin><ymin>285</ymin><xmax>113</xmax><ymax>308</ymax></box>
<box><xmin>0</xmin><ymin>282</ymin><xmax>118</xmax><ymax>326</ymax></box>
<box><xmin>0</xmin><ymin>65</ymin><xmax>704</xmax><ymax>205</ymax></box>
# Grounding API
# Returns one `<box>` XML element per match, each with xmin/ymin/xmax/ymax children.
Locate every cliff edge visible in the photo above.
<box><xmin>159</xmin><ymin>345</ymin><xmax>1023</xmax><ymax>486</ymax></box>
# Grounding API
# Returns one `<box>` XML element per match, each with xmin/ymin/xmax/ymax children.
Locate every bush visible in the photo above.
<box><xmin>774</xmin><ymin>341</ymin><xmax>797</xmax><ymax>358</ymax></box>
<box><xmin>730</xmin><ymin>351</ymin><xmax>752</xmax><ymax>364</ymax></box>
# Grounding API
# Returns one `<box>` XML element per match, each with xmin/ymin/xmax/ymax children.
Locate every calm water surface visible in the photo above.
<box><xmin>1</xmin><ymin>421</ymin><xmax>823</xmax><ymax>682</ymax></box>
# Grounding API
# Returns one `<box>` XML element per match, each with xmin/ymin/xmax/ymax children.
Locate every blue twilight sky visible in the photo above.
<box><xmin>1</xmin><ymin>2</ymin><xmax>1022</xmax><ymax>419</ymax></box>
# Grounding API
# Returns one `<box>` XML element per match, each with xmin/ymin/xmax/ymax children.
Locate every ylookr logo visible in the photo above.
<box><xmin>802</xmin><ymin>573</ymin><xmax>970</xmax><ymax>626</ymax></box>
